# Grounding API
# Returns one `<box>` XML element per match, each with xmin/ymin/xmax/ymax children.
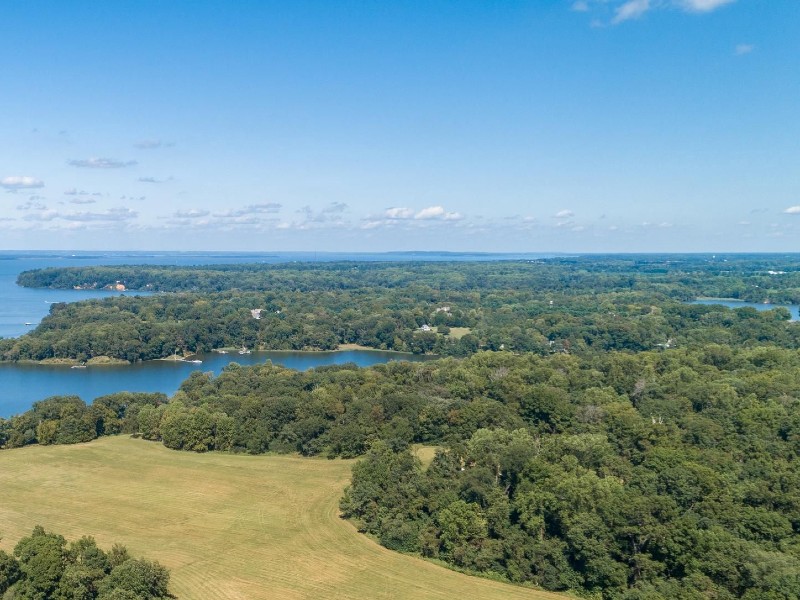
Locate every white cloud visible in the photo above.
<box><xmin>62</xmin><ymin>207</ymin><xmax>138</xmax><ymax>222</ymax></box>
<box><xmin>322</xmin><ymin>202</ymin><xmax>348</xmax><ymax>214</ymax></box>
<box><xmin>613</xmin><ymin>0</ymin><xmax>650</xmax><ymax>23</ymax></box>
<box><xmin>554</xmin><ymin>209</ymin><xmax>575</xmax><ymax>218</ymax></box>
<box><xmin>784</xmin><ymin>206</ymin><xmax>800</xmax><ymax>215</ymax></box>
<box><xmin>243</xmin><ymin>202</ymin><xmax>282</xmax><ymax>214</ymax></box>
<box><xmin>291</xmin><ymin>203</ymin><xmax>350</xmax><ymax>228</ymax></box>
<box><xmin>376</xmin><ymin>205</ymin><xmax>464</xmax><ymax>221</ymax></box>
<box><xmin>138</xmin><ymin>176</ymin><xmax>173</xmax><ymax>184</ymax></box>
<box><xmin>69</xmin><ymin>198</ymin><xmax>97</xmax><ymax>205</ymax></box>
<box><xmin>363</xmin><ymin>205</ymin><xmax>465</xmax><ymax>230</ymax></box>
<box><xmin>23</xmin><ymin>209</ymin><xmax>59</xmax><ymax>222</ymax></box>
<box><xmin>385</xmin><ymin>207</ymin><xmax>414</xmax><ymax>219</ymax></box>
<box><xmin>2</xmin><ymin>176</ymin><xmax>44</xmax><ymax>190</ymax></box>
<box><xmin>164</xmin><ymin>203</ymin><xmax>288</xmax><ymax>231</ymax></box>
<box><xmin>360</xmin><ymin>220</ymin><xmax>383</xmax><ymax>230</ymax></box>
<box><xmin>173</xmin><ymin>209</ymin><xmax>210</xmax><ymax>219</ymax></box>
<box><xmin>215</xmin><ymin>203</ymin><xmax>282</xmax><ymax>218</ymax></box>
<box><xmin>415</xmin><ymin>206</ymin><xmax>446</xmax><ymax>220</ymax></box>
<box><xmin>17</xmin><ymin>200</ymin><xmax>47</xmax><ymax>211</ymax></box>
<box><xmin>735</xmin><ymin>43</ymin><xmax>754</xmax><ymax>56</ymax></box>
<box><xmin>641</xmin><ymin>221</ymin><xmax>673</xmax><ymax>228</ymax></box>
<box><xmin>64</xmin><ymin>188</ymin><xmax>103</xmax><ymax>197</ymax></box>
<box><xmin>229</xmin><ymin>216</ymin><xmax>263</xmax><ymax>225</ymax></box>
<box><xmin>582</xmin><ymin>0</ymin><xmax>736</xmax><ymax>25</ymax></box>
<box><xmin>134</xmin><ymin>139</ymin><xmax>174</xmax><ymax>149</ymax></box>
<box><xmin>678</xmin><ymin>0</ymin><xmax>734</xmax><ymax>12</ymax></box>
<box><xmin>62</xmin><ymin>222</ymin><xmax>90</xmax><ymax>231</ymax></box>
<box><xmin>68</xmin><ymin>158</ymin><xmax>138</xmax><ymax>169</ymax></box>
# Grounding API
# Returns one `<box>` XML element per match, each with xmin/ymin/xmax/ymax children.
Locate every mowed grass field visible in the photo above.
<box><xmin>0</xmin><ymin>436</ymin><xmax>568</xmax><ymax>600</ymax></box>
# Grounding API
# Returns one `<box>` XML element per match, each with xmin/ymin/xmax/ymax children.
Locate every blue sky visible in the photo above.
<box><xmin>1</xmin><ymin>0</ymin><xmax>798</xmax><ymax>252</ymax></box>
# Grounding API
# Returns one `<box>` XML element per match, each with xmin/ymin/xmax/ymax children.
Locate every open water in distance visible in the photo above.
<box><xmin>691</xmin><ymin>298</ymin><xmax>800</xmax><ymax>321</ymax></box>
<box><xmin>0</xmin><ymin>250</ymin><xmax>547</xmax><ymax>417</ymax></box>
<box><xmin>0</xmin><ymin>250</ymin><xmax>550</xmax><ymax>339</ymax></box>
<box><xmin>0</xmin><ymin>350</ymin><xmax>433</xmax><ymax>418</ymax></box>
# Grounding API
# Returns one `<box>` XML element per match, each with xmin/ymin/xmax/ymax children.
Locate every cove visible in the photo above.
<box><xmin>690</xmin><ymin>298</ymin><xmax>800</xmax><ymax>321</ymax></box>
<box><xmin>0</xmin><ymin>349</ymin><xmax>433</xmax><ymax>418</ymax></box>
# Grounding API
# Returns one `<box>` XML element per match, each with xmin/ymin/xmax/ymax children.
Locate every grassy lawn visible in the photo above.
<box><xmin>0</xmin><ymin>437</ymin><xmax>567</xmax><ymax>600</ymax></box>
<box><xmin>445</xmin><ymin>327</ymin><xmax>472</xmax><ymax>339</ymax></box>
<box><xmin>412</xmin><ymin>444</ymin><xmax>440</xmax><ymax>469</ymax></box>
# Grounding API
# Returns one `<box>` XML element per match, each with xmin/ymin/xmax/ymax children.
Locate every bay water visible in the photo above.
<box><xmin>0</xmin><ymin>349</ymin><xmax>431</xmax><ymax>418</ymax></box>
<box><xmin>691</xmin><ymin>298</ymin><xmax>800</xmax><ymax>321</ymax></box>
<box><xmin>1</xmin><ymin>250</ymin><xmax>542</xmax><ymax>417</ymax></box>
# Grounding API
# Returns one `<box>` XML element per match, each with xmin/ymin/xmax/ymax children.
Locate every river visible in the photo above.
<box><xmin>0</xmin><ymin>250</ymin><xmax>547</xmax><ymax>338</ymax></box>
<box><xmin>1</xmin><ymin>250</ymin><xmax>546</xmax><ymax>417</ymax></box>
<box><xmin>691</xmin><ymin>298</ymin><xmax>800</xmax><ymax>321</ymax></box>
<box><xmin>0</xmin><ymin>349</ymin><xmax>432</xmax><ymax>418</ymax></box>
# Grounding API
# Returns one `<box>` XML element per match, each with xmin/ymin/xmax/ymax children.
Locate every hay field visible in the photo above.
<box><xmin>0</xmin><ymin>437</ymin><xmax>567</xmax><ymax>600</ymax></box>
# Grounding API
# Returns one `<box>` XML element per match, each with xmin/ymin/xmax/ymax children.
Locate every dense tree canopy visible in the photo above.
<box><xmin>5</xmin><ymin>255</ymin><xmax>800</xmax><ymax>598</ymax></box>
<box><xmin>0</xmin><ymin>526</ymin><xmax>170</xmax><ymax>599</ymax></box>
<box><xmin>15</xmin><ymin>254</ymin><xmax>800</xmax><ymax>304</ymax></box>
<box><xmin>4</xmin><ymin>256</ymin><xmax>800</xmax><ymax>362</ymax></box>
<box><xmin>5</xmin><ymin>347</ymin><xmax>800</xmax><ymax>596</ymax></box>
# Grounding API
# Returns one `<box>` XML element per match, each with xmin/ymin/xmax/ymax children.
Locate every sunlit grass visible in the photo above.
<box><xmin>0</xmin><ymin>436</ymin><xmax>567</xmax><ymax>600</ymax></box>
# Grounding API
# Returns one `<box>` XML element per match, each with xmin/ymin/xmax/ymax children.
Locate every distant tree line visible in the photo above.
<box><xmin>0</xmin><ymin>393</ymin><xmax>167</xmax><ymax>450</ymax></box>
<box><xmin>16</xmin><ymin>254</ymin><xmax>800</xmax><ymax>302</ymax></box>
<box><xmin>3</xmin><ymin>258</ymin><xmax>800</xmax><ymax>363</ymax></box>
<box><xmin>5</xmin><ymin>255</ymin><xmax>800</xmax><ymax>598</ymax></box>
<box><xmin>3</xmin><ymin>346</ymin><xmax>800</xmax><ymax>597</ymax></box>
<box><xmin>0</xmin><ymin>526</ymin><xmax>170</xmax><ymax>599</ymax></box>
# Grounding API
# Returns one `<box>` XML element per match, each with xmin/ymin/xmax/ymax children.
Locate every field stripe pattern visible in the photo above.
<box><xmin>0</xmin><ymin>437</ymin><xmax>567</xmax><ymax>600</ymax></box>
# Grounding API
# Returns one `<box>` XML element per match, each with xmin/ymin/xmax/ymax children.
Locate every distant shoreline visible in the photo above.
<box><xmin>2</xmin><ymin>346</ymin><xmax>432</xmax><ymax>368</ymax></box>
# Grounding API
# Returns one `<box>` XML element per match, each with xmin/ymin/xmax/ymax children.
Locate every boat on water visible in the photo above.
<box><xmin>71</xmin><ymin>365</ymin><xmax>87</xmax><ymax>369</ymax></box>
<box><xmin>24</xmin><ymin>322</ymin><xmax>33</xmax><ymax>326</ymax></box>
<box><xmin>238</xmin><ymin>347</ymin><xmax>251</xmax><ymax>355</ymax></box>
<box><xmin>187</xmin><ymin>359</ymin><xmax>203</xmax><ymax>364</ymax></box>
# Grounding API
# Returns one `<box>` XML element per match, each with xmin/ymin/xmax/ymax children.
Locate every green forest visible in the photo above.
<box><xmin>4</xmin><ymin>256</ymin><xmax>800</xmax><ymax>363</ymax></box>
<box><xmin>0</xmin><ymin>526</ymin><xmax>170</xmax><ymax>599</ymax></box>
<box><xmin>3</xmin><ymin>255</ymin><xmax>800</xmax><ymax>598</ymax></box>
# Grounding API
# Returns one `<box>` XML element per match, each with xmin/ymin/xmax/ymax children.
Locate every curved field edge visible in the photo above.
<box><xmin>0</xmin><ymin>436</ymin><xmax>568</xmax><ymax>600</ymax></box>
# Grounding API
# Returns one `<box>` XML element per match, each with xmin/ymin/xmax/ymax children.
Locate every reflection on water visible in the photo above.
<box><xmin>0</xmin><ymin>350</ymin><xmax>434</xmax><ymax>418</ymax></box>
<box><xmin>690</xmin><ymin>298</ymin><xmax>800</xmax><ymax>321</ymax></box>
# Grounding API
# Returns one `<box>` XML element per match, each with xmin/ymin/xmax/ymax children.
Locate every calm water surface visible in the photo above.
<box><xmin>2</xmin><ymin>250</ymin><xmax>546</xmax><ymax>417</ymax></box>
<box><xmin>691</xmin><ymin>298</ymin><xmax>800</xmax><ymax>321</ymax></box>
<box><xmin>0</xmin><ymin>250</ymin><xmax>548</xmax><ymax>339</ymax></box>
<box><xmin>0</xmin><ymin>350</ymin><xmax>433</xmax><ymax>417</ymax></box>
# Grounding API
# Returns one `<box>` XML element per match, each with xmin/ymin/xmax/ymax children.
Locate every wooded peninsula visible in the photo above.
<box><xmin>3</xmin><ymin>254</ymin><xmax>800</xmax><ymax>599</ymax></box>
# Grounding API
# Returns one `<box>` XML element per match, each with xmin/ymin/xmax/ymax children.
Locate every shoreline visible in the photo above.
<box><xmin>3</xmin><ymin>347</ymin><xmax>434</xmax><ymax>368</ymax></box>
<box><xmin>694</xmin><ymin>296</ymin><xmax>749</xmax><ymax>302</ymax></box>
<box><xmin>15</xmin><ymin>356</ymin><xmax>131</xmax><ymax>367</ymax></box>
